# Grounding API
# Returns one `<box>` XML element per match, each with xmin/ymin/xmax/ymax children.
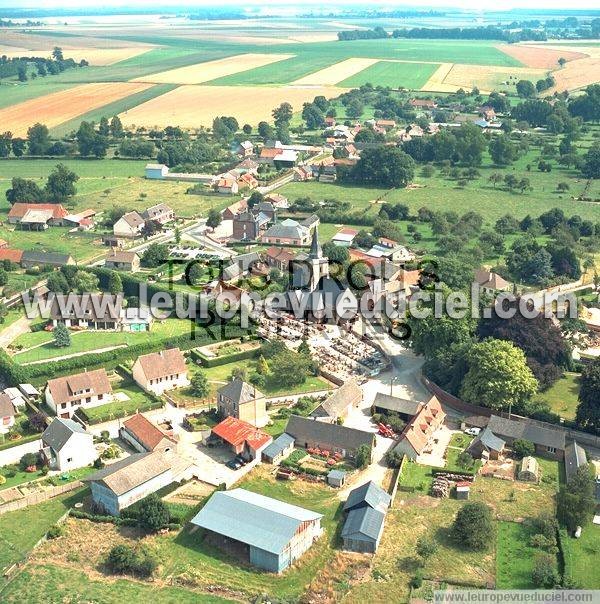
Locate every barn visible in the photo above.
<box><xmin>189</xmin><ymin>488</ymin><xmax>323</xmax><ymax>573</ymax></box>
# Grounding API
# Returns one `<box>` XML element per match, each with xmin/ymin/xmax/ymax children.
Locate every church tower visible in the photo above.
<box><xmin>308</xmin><ymin>227</ymin><xmax>329</xmax><ymax>291</ymax></box>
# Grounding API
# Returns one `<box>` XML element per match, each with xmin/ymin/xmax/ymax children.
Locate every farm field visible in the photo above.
<box><xmin>292</xmin><ymin>57</ymin><xmax>379</xmax><ymax>85</ymax></box>
<box><xmin>118</xmin><ymin>85</ymin><xmax>348</xmax><ymax>129</ymax></box>
<box><xmin>339</xmin><ymin>60</ymin><xmax>440</xmax><ymax>89</ymax></box>
<box><xmin>0</xmin><ymin>82</ymin><xmax>153</xmax><ymax>136</ymax></box>
<box><xmin>134</xmin><ymin>53</ymin><xmax>295</xmax><ymax>85</ymax></box>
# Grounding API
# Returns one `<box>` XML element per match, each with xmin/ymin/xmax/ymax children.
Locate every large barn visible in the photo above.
<box><xmin>190</xmin><ymin>488</ymin><xmax>323</xmax><ymax>573</ymax></box>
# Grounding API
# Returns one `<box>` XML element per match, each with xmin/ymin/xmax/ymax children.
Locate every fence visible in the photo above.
<box><xmin>0</xmin><ymin>480</ymin><xmax>82</xmax><ymax>516</ymax></box>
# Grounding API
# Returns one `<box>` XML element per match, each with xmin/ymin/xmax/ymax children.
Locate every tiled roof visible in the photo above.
<box><xmin>311</xmin><ymin>380</ymin><xmax>362</xmax><ymax>420</ymax></box>
<box><xmin>565</xmin><ymin>441</ymin><xmax>588</xmax><ymax>484</ymax></box>
<box><xmin>0</xmin><ymin>393</ymin><xmax>15</xmax><ymax>418</ymax></box>
<box><xmin>47</xmin><ymin>369</ymin><xmax>112</xmax><ymax>406</ymax></box>
<box><xmin>8</xmin><ymin>203</ymin><xmax>68</xmax><ymax>220</ymax></box>
<box><xmin>341</xmin><ymin>506</ymin><xmax>385</xmax><ymax>543</ymax></box>
<box><xmin>135</xmin><ymin>348</ymin><xmax>186</xmax><ymax>381</ymax></box>
<box><xmin>122</xmin><ymin>413</ymin><xmax>175</xmax><ymax>451</ymax></box>
<box><xmin>0</xmin><ymin>249</ymin><xmax>23</xmax><ymax>263</ymax></box>
<box><xmin>50</xmin><ymin>294</ymin><xmax>122</xmax><ymax>321</ymax></box>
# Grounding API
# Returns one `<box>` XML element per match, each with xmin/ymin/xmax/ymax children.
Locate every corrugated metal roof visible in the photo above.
<box><xmin>263</xmin><ymin>433</ymin><xmax>295</xmax><ymax>459</ymax></box>
<box><xmin>344</xmin><ymin>481</ymin><xmax>391</xmax><ymax>514</ymax></box>
<box><xmin>341</xmin><ymin>506</ymin><xmax>385</xmax><ymax>542</ymax></box>
<box><xmin>190</xmin><ymin>488</ymin><xmax>322</xmax><ymax>555</ymax></box>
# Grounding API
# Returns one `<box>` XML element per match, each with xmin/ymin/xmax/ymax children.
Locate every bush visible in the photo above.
<box><xmin>19</xmin><ymin>452</ymin><xmax>38</xmax><ymax>471</ymax></box>
<box><xmin>410</xmin><ymin>568</ymin><xmax>424</xmax><ymax>589</ymax></box>
<box><xmin>384</xmin><ymin>449</ymin><xmax>403</xmax><ymax>468</ymax></box>
<box><xmin>46</xmin><ymin>524</ymin><xmax>64</xmax><ymax>539</ymax></box>
<box><xmin>137</xmin><ymin>494</ymin><xmax>170</xmax><ymax>532</ymax></box>
<box><xmin>106</xmin><ymin>543</ymin><xmax>158</xmax><ymax>578</ymax></box>
<box><xmin>355</xmin><ymin>444</ymin><xmax>371</xmax><ymax>469</ymax></box>
<box><xmin>532</xmin><ymin>552</ymin><xmax>558</xmax><ymax>588</ymax></box>
<box><xmin>451</xmin><ymin>502</ymin><xmax>494</xmax><ymax>551</ymax></box>
<box><xmin>512</xmin><ymin>439</ymin><xmax>535</xmax><ymax>459</ymax></box>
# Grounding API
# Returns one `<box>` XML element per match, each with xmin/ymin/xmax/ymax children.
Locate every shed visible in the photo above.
<box><xmin>145</xmin><ymin>163</ymin><xmax>169</xmax><ymax>179</ymax></box>
<box><xmin>467</xmin><ymin>427</ymin><xmax>505</xmax><ymax>460</ymax></box>
<box><xmin>455</xmin><ymin>481</ymin><xmax>470</xmax><ymax>500</ymax></box>
<box><xmin>189</xmin><ymin>488</ymin><xmax>323</xmax><ymax>573</ymax></box>
<box><xmin>341</xmin><ymin>506</ymin><xmax>386</xmax><ymax>553</ymax></box>
<box><xmin>18</xmin><ymin>383</ymin><xmax>40</xmax><ymax>401</ymax></box>
<box><xmin>344</xmin><ymin>481</ymin><xmax>391</xmax><ymax>514</ymax></box>
<box><xmin>517</xmin><ymin>456</ymin><xmax>540</xmax><ymax>483</ymax></box>
<box><xmin>262</xmin><ymin>433</ymin><xmax>295</xmax><ymax>465</ymax></box>
<box><xmin>327</xmin><ymin>469</ymin><xmax>346</xmax><ymax>488</ymax></box>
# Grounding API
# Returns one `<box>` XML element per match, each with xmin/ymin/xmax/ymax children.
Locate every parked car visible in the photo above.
<box><xmin>235</xmin><ymin>455</ymin><xmax>248</xmax><ymax>466</ymax></box>
<box><xmin>464</xmin><ymin>427</ymin><xmax>481</xmax><ymax>436</ymax></box>
<box><xmin>226</xmin><ymin>458</ymin><xmax>242</xmax><ymax>470</ymax></box>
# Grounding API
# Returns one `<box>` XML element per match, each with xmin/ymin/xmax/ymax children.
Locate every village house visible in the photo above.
<box><xmin>486</xmin><ymin>415</ymin><xmax>566</xmax><ymax>460</ymax></box>
<box><xmin>238</xmin><ymin>172</ymin><xmax>258</xmax><ymax>190</ymax></box>
<box><xmin>372</xmin><ymin>392</ymin><xmax>423</xmax><ymax>422</ymax></box>
<box><xmin>2</xmin><ymin>387</ymin><xmax>26</xmax><ymax>409</ymax></box>
<box><xmin>285</xmin><ymin>415</ymin><xmax>374</xmax><ymax>461</ymax></box>
<box><xmin>332</xmin><ymin>227</ymin><xmax>359</xmax><ymax>247</ymax></box>
<box><xmin>474</xmin><ymin>269</ymin><xmax>510</xmax><ymax>294</ymax></box>
<box><xmin>310</xmin><ymin>380</ymin><xmax>362</xmax><ymax>423</ymax></box>
<box><xmin>0</xmin><ymin>393</ymin><xmax>16</xmax><ymax>434</ymax></box>
<box><xmin>261</xmin><ymin>218</ymin><xmax>313</xmax><ymax>246</ymax></box>
<box><xmin>217</xmin><ymin>378</ymin><xmax>268</xmax><ymax>427</ymax></box>
<box><xmin>120</xmin><ymin>413</ymin><xmax>177</xmax><ymax>454</ymax></box>
<box><xmin>21</xmin><ymin>251</ymin><xmax>75</xmax><ymax>269</ymax></box>
<box><xmin>376</xmin><ymin>119</ymin><xmax>396</xmax><ymax>130</ymax></box>
<box><xmin>392</xmin><ymin>395</ymin><xmax>446</xmax><ymax>460</ymax></box>
<box><xmin>189</xmin><ymin>488</ymin><xmax>323</xmax><ymax>573</ymax></box>
<box><xmin>210</xmin><ymin>416</ymin><xmax>272</xmax><ymax>461</ymax></box>
<box><xmin>235</xmin><ymin>158</ymin><xmax>259</xmax><ymax>174</ymax></box>
<box><xmin>50</xmin><ymin>293</ymin><xmax>123</xmax><ymax>330</ymax></box>
<box><xmin>263</xmin><ymin>193</ymin><xmax>289</xmax><ymax>209</ymax></box>
<box><xmin>113</xmin><ymin>211</ymin><xmax>145</xmax><ymax>239</ymax></box>
<box><xmin>85</xmin><ymin>451</ymin><xmax>174</xmax><ymax>515</ymax></box>
<box><xmin>222</xmin><ymin>198</ymin><xmax>248</xmax><ymax>221</ymax></box>
<box><xmin>232</xmin><ymin>210</ymin><xmax>269</xmax><ymax>241</ymax></box>
<box><xmin>264</xmin><ymin>246</ymin><xmax>296</xmax><ymax>272</ymax></box>
<box><xmin>253</xmin><ymin>201</ymin><xmax>277</xmax><ymax>222</ymax></box>
<box><xmin>221</xmin><ymin>252</ymin><xmax>265</xmax><ymax>283</ymax></box>
<box><xmin>293</xmin><ymin>166</ymin><xmax>313</xmax><ymax>181</ymax></box>
<box><xmin>104</xmin><ymin>250</ymin><xmax>140</xmax><ymax>272</ymax></box>
<box><xmin>232</xmin><ymin>140</ymin><xmax>254</xmax><ymax>157</ymax></box>
<box><xmin>132</xmin><ymin>348</ymin><xmax>189</xmax><ymax>396</ymax></box>
<box><xmin>8</xmin><ymin>203</ymin><xmax>68</xmax><ymax>229</ymax></box>
<box><xmin>467</xmin><ymin>427</ymin><xmax>506</xmax><ymax>460</ymax></box>
<box><xmin>41</xmin><ymin>418</ymin><xmax>97</xmax><ymax>471</ymax></box>
<box><xmin>564</xmin><ymin>441</ymin><xmax>588</xmax><ymax>484</ymax></box>
<box><xmin>217</xmin><ymin>177</ymin><xmax>239</xmax><ymax>195</ymax></box>
<box><xmin>120</xmin><ymin>307</ymin><xmax>153</xmax><ymax>333</ymax></box>
<box><xmin>341</xmin><ymin>481</ymin><xmax>391</xmax><ymax>554</ymax></box>
<box><xmin>63</xmin><ymin>209</ymin><xmax>96</xmax><ymax>231</ymax></box>
<box><xmin>410</xmin><ymin>98</ymin><xmax>438</xmax><ymax>110</ymax></box>
<box><xmin>46</xmin><ymin>368</ymin><xmax>114</xmax><ymax>419</ymax></box>
<box><xmin>142</xmin><ymin>203</ymin><xmax>174</xmax><ymax>225</ymax></box>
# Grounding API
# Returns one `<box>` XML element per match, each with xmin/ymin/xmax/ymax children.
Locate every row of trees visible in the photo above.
<box><xmin>6</xmin><ymin>163</ymin><xmax>79</xmax><ymax>204</ymax></box>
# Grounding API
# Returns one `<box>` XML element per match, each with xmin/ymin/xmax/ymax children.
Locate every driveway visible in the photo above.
<box><xmin>0</xmin><ymin>315</ymin><xmax>31</xmax><ymax>350</ymax></box>
<box><xmin>416</xmin><ymin>424</ymin><xmax>456</xmax><ymax>467</ymax></box>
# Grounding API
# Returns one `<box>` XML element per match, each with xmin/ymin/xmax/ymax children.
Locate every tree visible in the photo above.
<box><xmin>73</xmin><ymin>271</ymin><xmax>99</xmax><ymax>294</ymax></box>
<box><xmin>512</xmin><ymin>439</ymin><xmax>535</xmax><ymax>459</ymax></box>
<box><xmin>532</xmin><ymin>553</ymin><xmax>558</xmax><ymax>588</ymax></box>
<box><xmin>5</xmin><ymin>177</ymin><xmax>44</xmax><ymax>205</ymax></box>
<box><xmin>557</xmin><ymin>465</ymin><xmax>596</xmax><ymax>533</ymax></box>
<box><xmin>47</xmin><ymin>271</ymin><xmax>70</xmax><ymax>294</ymax></box>
<box><xmin>106</xmin><ymin>544</ymin><xmax>158</xmax><ymax>578</ymax></box>
<box><xmin>355</xmin><ymin>444</ymin><xmax>371</xmax><ymax>469</ymax></box>
<box><xmin>516</xmin><ymin>79</ymin><xmax>536</xmax><ymax>98</ymax></box>
<box><xmin>98</xmin><ymin>116</ymin><xmax>110</xmax><ymax>136</ymax></box>
<box><xmin>257</xmin><ymin>121</ymin><xmax>274</xmax><ymax>140</ymax></box>
<box><xmin>302</xmin><ymin>103</ymin><xmax>325</xmax><ymax>129</ymax></box>
<box><xmin>190</xmin><ymin>371</ymin><xmax>209</xmax><ymax>398</ymax></box>
<box><xmin>52</xmin><ymin>46</ymin><xmax>64</xmax><ymax>61</ymax></box>
<box><xmin>11</xmin><ymin>138</ymin><xmax>26</xmax><ymax>157</ymax></box>
<box><xmin>53</xmin><ymin>323</ymin><xmax>71</xmax><ymax>348</ymax></box>
<box><xmin>457</xmin><ymin>451</ymin><xmax>474</xmax><ymax>469</ymax></box>
<box><xmin>451</xmin><ymin>502</ymin><xmax>494</xmax><ymax>551</ymax></box>
<box><xmin>206</xmin><ymin>208</ymin><xmax>221</xmax><ymax>229</ymax></box>
<box><xmin>416</xmin><ymin>536</ymin><xmax>437</xmax><ymax>561</ymax></box>
<box><xmin>0</xmin><ymin>302</ymin><xmax>8</xmax><ymax>325</ymax></box>
<box><xmin>137</xmin><ymin>493</ymin><xmax>170</xmax><ymax>532</ymax></box>
<box><xmin>576</xmin><ymin>359</ymin><xmax>600</xmax><ymax>432</ymax></box>
<box><xmin>488</xmin><ymin>172</ymin><xmax>504</xmax><ymax>189</ymax></box>
<box><xmin>45</xmin><ymin>163</ymin><xmax>79</xmax><ymax>202</ymax></box>
<box><xmin>558</xmin><ymin>57</ymin><xmax>566</xmax><ymax>68</ymax></box>
<box><xmin>582</xmin><ymin>142</ymin><xmax>600</xmax><ymax>179</ymax></box>
<box><xmin>27</xmin><ymin>123</ymin><xmax>51</xmax><ymax>156</ymax></box>
<box><xmin>109</xmin><ymin>115</ymin><xmax>124</xmax><ymax>138</ymax></box>
<box><xmin>346</xmin><ymin>98</ymin><xmax>364</xmax><ymax>119</ymax></box>
<box><xmin>349</xmin><ymin>146</ymin><xmax>414</xmax><ymax>188</ymax></box>
<box><xmin>488</xmin><ymin>135</ymin><xmax>516</xmax><ymax>166</ymax></box>
<box><xmin>460</xmin><ymin>339</ymin><xmax>538</xmax><ymax>412</ymax></box>
<box><xmin>108</xmin><ymin>271</ymin><xmax>123</xmax><ymax>295</ymax></box>
<box><xmin>141</xmin><ymin>243</ymin><xmax>169</xmax><ymax>268</ymax></box>
<box><xmin>272</xmin><ymin>102</ymin><xmax>293</xmax><ymax>128</ymax></box>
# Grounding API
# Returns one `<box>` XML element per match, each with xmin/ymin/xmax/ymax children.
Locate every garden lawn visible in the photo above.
<box><xmin>398</xmin><ymin>460</ymin><xmax>436</xmax><ymax>493</ymax></box>
<box><xmin>11</xmin><ymin>317</ymin><xmax>192</xmax><ymax>364</ymax></box>
<box><xmin>534</xmin><ymin>372</ymin><xmax>581</xmax><ymax>421</ymax></box>
<box><xmin>0</xmin><ymin>488</ymin><xmax>86</xmax><ymax>587</ymax></box>
<box><xmin>561</xmin><ymin>523</ymin><xmax>600</xmax><ymax>589</ymax></box>
<box><xmin>496</xmin><ymin>521</ymin><xmax>538</xmax><ymax>589</ymax></box>
<box><xmin>1</xmin><ymin>563</ymin><xmax>233</xmax><ymax>604</ymax></box>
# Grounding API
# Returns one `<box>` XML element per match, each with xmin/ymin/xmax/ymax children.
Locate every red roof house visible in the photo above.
<box><xmin>211</xmin><ymin>416</ymin><xmax>272</xmax><ymax>460</ymax></box>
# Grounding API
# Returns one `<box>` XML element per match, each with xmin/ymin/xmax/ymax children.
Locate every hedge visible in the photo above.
<box><xmin>77</xmin><ymin>398</ymin><xmax>163</xmax><ymax>425</ymax></box>
<box><xmin>189</xmin><ymin>346</ymin><xmax>260</xmax><ymax>368</ymax></box>
<box><xmin>0</xmin><ymin>432</ymin><xmax>40</xmax><ymax>451</ymax></box>
<box><xmin>7</xmin><ymin>323</ymin><xmax>253</xmax><ymax>386</ymax></box>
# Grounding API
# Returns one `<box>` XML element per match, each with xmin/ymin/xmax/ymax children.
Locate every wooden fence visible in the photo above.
<box><xmin>0</xmin><ymin>480</ymin><xmax>82</xmax><ymax>516</ymax></box>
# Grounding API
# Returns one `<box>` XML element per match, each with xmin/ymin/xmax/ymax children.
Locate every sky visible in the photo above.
<box><xmin>0</xmin><ymin>1</ymin><xmax>598</xmax><ymax>11</ymax></box>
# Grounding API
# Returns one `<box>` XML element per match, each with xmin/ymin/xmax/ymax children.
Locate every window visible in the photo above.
<box><xmin>547</xmin><ymin>446</ymin><xmax>556</xmax><ymax>454</ymax></box>
<box><xmin>67</xmin><ymin>457</ymin><xmax>72</xmax><ymax>463</ymax></box>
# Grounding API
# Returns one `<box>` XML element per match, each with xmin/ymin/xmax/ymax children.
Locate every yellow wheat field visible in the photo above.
<box><xmin>119</xmin><ymin>85</ymin><xmax>348</xmax><ymax>128</ymax></box>
<box><xmin>292</xmin><ymin>58</ymin><xmax>380</xmax><ymax>86</ymax></box>
<box><xmin>0</xmin><ymin>82</ymin><xmax>153</xmax><ymax>136</ymax></box>
<box><xmin>132</xmin><ymin>53</ymin><xmax>295</xmax><ymax>85</ymax></box>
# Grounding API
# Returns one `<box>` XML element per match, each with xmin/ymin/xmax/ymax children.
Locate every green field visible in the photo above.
<box><xmin>534</xmin><ymin>372</ymin><xmax>581</xmax><ymax>421</ymax></box>
<box><xmin>340</xmin><ymin>60</ymin><xmax>439</xmax><ymax>89</ymax></box>
<box><xmin>496</xmin><ymin>521</ymin><xmax>538</xmax><ymax>589</ymax></box>
<box><xmin>562</xmin><ymin>524</ymin><xmax>600</xmax><ymax>589</ymax></box>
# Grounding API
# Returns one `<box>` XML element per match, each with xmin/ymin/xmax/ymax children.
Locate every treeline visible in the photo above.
<box><xmin>338</xmin><ymin>25</ymin><xmax>547</xmax><ymax>43</ymax></box>
<box><xmin>0</xmin><ymin>48</ymin><xmax>86</xmax><ymax>80</ymax></box>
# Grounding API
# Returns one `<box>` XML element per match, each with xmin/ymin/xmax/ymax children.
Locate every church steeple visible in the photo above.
<box><xmin>309</xmin><ymin>227</ymin><xmax>322</xmax><ymax>259</ymax></box>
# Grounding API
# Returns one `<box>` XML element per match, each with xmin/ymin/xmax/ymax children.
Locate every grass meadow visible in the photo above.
<box><xmin>340</xmin><ymin>60</ymin><xmax>440</xmax><ymax>89</ymax></box>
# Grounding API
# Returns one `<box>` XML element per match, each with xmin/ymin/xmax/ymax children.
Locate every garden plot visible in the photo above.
<box><xmin>133</xmin><ymin>53</ymin><xmax>295</xmax><ymax>84</ymax></box>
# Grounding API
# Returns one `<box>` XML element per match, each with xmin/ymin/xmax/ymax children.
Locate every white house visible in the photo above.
<box><xmin>84</xmin><ymin>452</ymin><xmax>173</xmax><ymax>515</ymax></box>
<box><xmin>0</xmin><ymin>394</ymin><xmax>16</xmax><ymax>434</ymax></box>
<box><xmin>113</xmin><ymin>211</ymin><xmax>145</xmax><ymax>239</ymax></box>
<box><xmin>132</xmin><ymin>348</ymin><xmax>189</xmax><ymax>396</ymax></box>
<box><xmin>41</xmin><ymin>418</ymin><xmax>97</xmax><ymax>471</ymax></box>
<box><xmin>46</xmin><ymin>369</ymin><xmax>114</xmax><ymax>419</ymax></box>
